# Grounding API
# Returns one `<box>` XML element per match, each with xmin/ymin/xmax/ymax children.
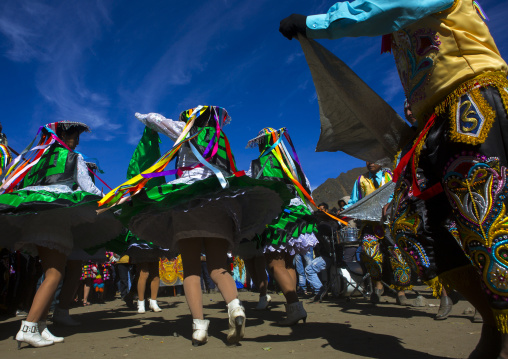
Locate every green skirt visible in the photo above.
<box><xmin>119</xmin><ymin>175</ymin><xmax>292</xmax><ymax>250</ymax></box>
<box><xmin>258</xmin><ymin>203</ymin><xmax>318</xmax><ymax>256</ymax></box>
<box><xmin>0</xmin><ymin>189</ymin><xmax>123</xmax><ymax>256</ymax></box>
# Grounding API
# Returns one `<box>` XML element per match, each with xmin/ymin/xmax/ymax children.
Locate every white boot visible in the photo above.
<box><xmin>255</xmin><ymin>295</ymin><xmax>272</xmax><ymax>310</ymax></box>
<box><xmin>137</xmin><ymin>300</ymin><xmax>145</xmax><ymax>314</ymax></box>
<box><xmin>53</xmin><ymin>307</ymin><xmax>81</xmax><ymax>327</ymax></box>
<box><xmin>15</xmin><ymin>321</ymin><xmax>54</xmax><ymax>349</ymax></box>
<box><xmin>191</xmin><ymin>319</ymin><xmax>209</xmax><ymax>346</ymax></box>
<box><xmin>226</xmin><ymin>298</ymin><xmax>245</xmax><ymax>344</ymax></box>
<box><xmin>149</xmin><ymin>299</ymin><xmax>162</xmax><ymax>312</ymax></box>
<box><xmin>277</xmin><ymin>301</ymin><xmax>307</xmax><ymax>326</ymax></box>
<box><xmin>38</xmin><ymin>321</ymin><xmax>64</xmax><ymax>343</ymax></box>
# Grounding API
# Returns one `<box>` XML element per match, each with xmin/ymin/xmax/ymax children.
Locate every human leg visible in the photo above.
<box><xmin>204</xmin><ymin>238</ymin><xmax>245</xmax><ymax>344</ymax></box>
<box><xmin>179</xmin><ymin>238</ymin><xmax>204</xmax><ymax>319</ymax></box>
<box><xmin>178</xmin><ymin>238</ymin><xmax>208</xmax><ymax>345</ymax></box>
<box><xmin>18</xmin><ymin>247</ymin><xmax>66</xmax><ymax>348</ymax></box>
<box><xmin>53</xmin><ymin>260</ymin><xmax>82</xmax><ymax>326</ymax></box>
<box><xmin>147</xmin><ymin>260</ymin><xmax>162</xmax><ymax>312</ymax></box>
<box><xmin>294</xmin><ymin>254</ymin><xmax>307</xmax><ymax>292</ymax></box>
<box><xmin>304</xmin><ymin>256</ymin><xmax>327</xmax><ymax>293</ymax></box>
<box><xmin>136</xmin><ymin>262</ymin><xmax>149</xmax><ymax>313</ymax></box>
<box><xmin>83</xmin><ymin>278</ymin><xmax>92</xmax><ymax>305</ymax></box>
<box><xmin>266</xmin><ymin>252</ymin><xmax>298</xmax><ymax>304</ymax></box>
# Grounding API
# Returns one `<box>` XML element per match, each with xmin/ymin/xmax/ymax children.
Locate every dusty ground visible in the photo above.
<box><xmin>0</xmin><ymin>286</ymin><xmax>482</xmax><ymax>359</ymax></box>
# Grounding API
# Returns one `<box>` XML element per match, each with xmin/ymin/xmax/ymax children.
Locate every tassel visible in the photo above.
<box><xmin>492</xmin><ymin>309</ymin><xmax>508</xmax><ymax>333</ymax></box>
<box><xmin>424</xmin><ymin>277</ymin><xmax>443</xmax><ymax>298</ymax></box>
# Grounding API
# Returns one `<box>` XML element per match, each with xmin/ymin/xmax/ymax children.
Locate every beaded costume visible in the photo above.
<box><xmin>347</xmin><ymin>170</ymin><xmax>412</xmax><ymax>290</ymax></box>
<box><xmin>306</xmin><ymin>0</ymin><xmax>508</xmax><ymax>331</ymax></box>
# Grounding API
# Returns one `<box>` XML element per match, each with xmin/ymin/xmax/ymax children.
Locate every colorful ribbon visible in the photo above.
<box><xmin>256</xmin><ymin>128</ymin><xmax>348</xmax><ymax>225</ymax></box>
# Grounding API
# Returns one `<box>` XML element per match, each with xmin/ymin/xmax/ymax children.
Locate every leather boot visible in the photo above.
<box><xmin>277</xmin><ymin>301</ymin><xmax>307</xmax><ymax>326</ymax></box>
<box><xmin>149</xmin><ymin>299</ymin><xmax>162</xmax><ymax>312</ymax></box>
<box><xmin>38</xmin><ymin>321</ymin><xmax>64</xmax><ymax>343</ymax></box>
<box><xmin>15</xmin><ymin>321</ymin><xmax>54</xmax><ymax>349</ymax></box>
<box><xmin>191</xmin><ymin>319</ymin><xmax>209</xmax><ymax>346</ymax></box>
<box><xmin>434</xmin><ymin>295</ymin><xmax>453</xmax><ymax>320</ymax></box>
<box><xmin>226</xmin><ymin>299</ymin><xmax>245</xmax><ymax>344</ymax></box>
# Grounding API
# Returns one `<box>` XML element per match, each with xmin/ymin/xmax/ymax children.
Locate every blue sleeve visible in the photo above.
<box><xmin>306</xmin><ymin>0</ymin><xmax>456</xmax><ymax>39</ymax></box>
<box><xmin>343</xmin><ymin>178</ymin><xmax>361</xmax><ymax>209</ymax></box>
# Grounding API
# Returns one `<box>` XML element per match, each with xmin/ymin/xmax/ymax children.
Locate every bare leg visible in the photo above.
<box><xmin>149</xmin><ymin>261</ymin><xmax>160</xmax><ymax>300</ymax></box>
<box><xmin>26</xmin><ymin>247</ymin><xmax>66</xmax><ymax>323</ymax></box>
<box><xmin>137</xmin><ymin>263</ymin><xmax>150</xmax><ymax>301</ymax></box>
<box><xmin>266</xmin><ymin>252</ymin><xmax>298</xmax><ymax>304</ymax></box>
<box><xmin>83</xmin><ymin>278</ymin><xmax>92</xmax><ymax>305</ymax></box>
<box><xmin>204</xmin><ymin>238</ymin><xmax>238</xmax><ymax>304</ymax></box>
<box><xmin>254</xmin><ymin>256</ymin><xmax>268</xmax><ymax>297</ymax></box>
<box><xmin>244</xmin><ymin>256</ymin><xmax>268</xmax><ymax>297</ymax></box>
<box><xmin>179</xmin><ymin>238</ymin><xmax>204</xmax><ymax>319</ymax></box>
<box><xmin>58</xmin><ymin>260</ymin><xmax>82</xmax><ymax>310</ymax></box>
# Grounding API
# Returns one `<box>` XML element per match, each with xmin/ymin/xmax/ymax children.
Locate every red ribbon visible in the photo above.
<box><xmin>392</xmin><ymin>114</ymin><xmax>443</xmax><ymax>200</ymax></box>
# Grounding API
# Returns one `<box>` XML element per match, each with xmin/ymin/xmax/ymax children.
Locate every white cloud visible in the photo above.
<box><xmin>0</xmin><ymin>0</ymin><xmax>118</xmax><ymax>136</ymax></box>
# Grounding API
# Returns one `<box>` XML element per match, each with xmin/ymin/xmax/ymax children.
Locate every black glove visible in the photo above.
<box><xmin>279</xmin><ymin>14</ymin><xmax>307</xmax><ymax>40</ymax></box>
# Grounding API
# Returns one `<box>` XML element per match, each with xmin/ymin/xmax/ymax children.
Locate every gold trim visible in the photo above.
<box><xmin>448</xmin><ymin>87</ymin><xmax>496</xmax><ymax>145</ymax></box>
<box><xmin>434</xmin><ymin>71</ymin><xmax>508</xmax><ymax>116</ymax></box>
<box><xmin>424</xmin><ymin>277</ymin><xmax>443</xmax><ymax>298</ymax></box>
<box><xmin>493</xmin><ymin>309</ymin><xmax>508</xmax><ymax>334</ymax></box>
<box><xmin>390</xmin><ymin>284</ymin><xmax>414</xmax><ymax>291</ymax></box>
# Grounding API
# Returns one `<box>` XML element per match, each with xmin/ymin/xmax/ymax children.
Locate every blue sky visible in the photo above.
<box><xmin>1</xmin><ymin>0</ymin><xmax>507</xmax><ymax>192</ymax></box>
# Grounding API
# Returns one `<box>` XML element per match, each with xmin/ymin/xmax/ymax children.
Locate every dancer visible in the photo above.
<box><xmin>0</xmin><ymin>121</ymin><xmax>122</xmax><ymax>348</ymax></box>
<box><xmin>247</xmin><ymin>127</ymin><xmax>321</xmax><ymax>326</ymax></box>
<box><xmin>123</xmin><ymin>234</ymin><xmax>170</xmax><ymax>314</ymax></box>
<box><xmin>280</xmin><ymin>1</ymin><xmax>508</xmax><ymax>357</ymax></box>
<box><xmin>99</xmin><ymin>107</ymin><xmax>291</xmax><ymax>346</ymax></box>
<box><xmin>237</xmin><ymin>239</ymin><xmax>271</xmax><ymax>310</ymax></box>
<box><xmin>345</xmin><ymin>162</ymin><xmax>412</xmax><ymax>304</ymax></box>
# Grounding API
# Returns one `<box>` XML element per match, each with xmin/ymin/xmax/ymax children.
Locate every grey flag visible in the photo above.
<box><xmin>298</xmin><ymin>35</ymin><xmax>413</xmax><ymax>167</ymax></box>
<box><xmin>340</xmin><ymin>181</ymin><xmax>396</xmax><ymax>222</ymax></box>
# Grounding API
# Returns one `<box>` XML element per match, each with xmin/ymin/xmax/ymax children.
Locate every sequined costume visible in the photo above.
<box><xmin>347</xmin><ymin>170</ymin><xmax>412</xmax><ymax>290</ymax></box>
<box><xmin>305</xmin><ymin>0</ymin><xmax>508</xmax><ymax>331</ymax></box>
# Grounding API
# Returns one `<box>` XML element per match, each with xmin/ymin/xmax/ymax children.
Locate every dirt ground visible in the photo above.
<box><xmin>0</xmin><ymin>285</ymin><xmax>482</xmax><ymax>359</ymax></box>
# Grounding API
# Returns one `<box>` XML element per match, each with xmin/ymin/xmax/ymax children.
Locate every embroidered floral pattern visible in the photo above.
<box><xmin>443</xmin><ymin>154</ymin><xmax>508</xmax><ymax>299</ymax></box>
<box><xmin>390</xmin><ymin>177</ymin><xmax>431</xmax><ymax>278</ymax></box>
<box><xmin>392</xmin><ymin>28</ymin><xmax>441</xmax><ymax>107</ymax></box>
<box><xmin>389</xmin><ymin>245</ymin><xmax>413</xmax><ymax>288</ymax></box>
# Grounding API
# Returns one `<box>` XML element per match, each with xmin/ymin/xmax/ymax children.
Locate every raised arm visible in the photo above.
<box><xmin>135</xmin><ymin>112</ymin><xmax>185</xmax><ymax>142</ymax></box>
<box><xmin>280</xmin><ymin>0</ymin><xmax>455</xmax><ymax>40</ymax></box>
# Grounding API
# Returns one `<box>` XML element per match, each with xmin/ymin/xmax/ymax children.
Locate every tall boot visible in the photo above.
<box><xmin>15</xmin><ymin>321</ymin><xmax>54</xmax><ymax>349</ymax></box>
<box><xmin>277</xmin><ymin>301</ymin><xmax>307</xmax><ymax>326</ymax></box>
<box><xmin>38</xmin><ymin>321</ymin><xmax>64</xmax><ymax>343</ymax></box>
<box><xmin>434</xmin><ymin>295</ymin><xmax>453</xmax><ymax>320</ymax></box>
<box><xmin>192</xmin><ymin>319</ymin><xmax>209</xmax><ymax>346</ymax></box>
<box><xmin>226</xmin><ymin>299</ymin><xmax>245</xmax><ymax>344</ymax></box>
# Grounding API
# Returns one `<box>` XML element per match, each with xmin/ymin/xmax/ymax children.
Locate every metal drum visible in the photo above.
<box><xmin>339</xmin><ymin>227</ymin><xmax>359</xmax><ymax>243</ymax></box>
